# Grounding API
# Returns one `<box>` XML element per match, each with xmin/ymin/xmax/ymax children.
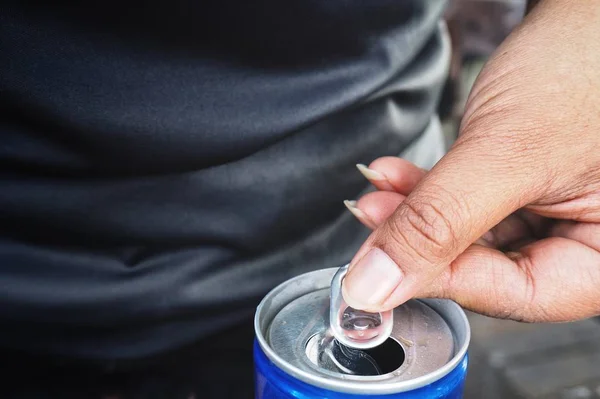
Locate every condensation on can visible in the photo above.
<box><xmin>253</xmin><ymin>267</ymin><xmax>470</xmax><ymax>398</ymax></box>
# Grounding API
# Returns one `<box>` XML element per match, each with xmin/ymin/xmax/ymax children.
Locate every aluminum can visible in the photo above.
<box><xmin>254</xmin><ymin>267</ymin><xmax>470</xmax><ymax>398</ymax></box>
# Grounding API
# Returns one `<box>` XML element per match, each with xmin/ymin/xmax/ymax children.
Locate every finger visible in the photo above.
<box><xmin>344</xmin><ymin>192</ymin><xmax>405</xmax><ymax>230</ymax></box>
<box><xmin>350</xmin><ymin>192</ymin><xmax>405</xmax><ymax>227</ymax></box>
<box><xmin>346</xmin><ymin>192</ymin><xmax>536</xmax><ymax>251</ymax></box>
<box><xmin>550</xmin><ymin>221</ymin><xmax>600</xmax><ymax>251</ymax></box>
<box><xmin>416</xmin><ymin>238</ymin><xmax>600</xmax><ymax>322</ymax></box>
<box><xmin>344</xmin><ymin>200</ymin><xmax>378</xmax><ymax>230</ymax></box>
<box><xmin>526</xmin><ymin>197</ymin><xmax>600</xmax><ymax>223</ymax></box>
<box><xmin>345</xmin><ymin>191</ymin><xmax>536</xmax><ymax>256</ymax></box>
<box><xmin>346</xmin><ymin>190</ymin><xmax>535</xmax><ymax>248</ymax></box>
<box><xmin>349</xmin><ymin>192</ymin><xmax>538</xmax><ymax>249</ymax></box>
<box><xmin>356</xmin><ymin>157</ymin><xmax>426</xmax><ymax>194</ymax></box>
<box><xmin>342</xmin><ymin>135</ymin><xmax>547</xmax><ymax>312</ymax></box>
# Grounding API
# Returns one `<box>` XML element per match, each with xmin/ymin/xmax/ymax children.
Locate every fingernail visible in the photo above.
<box><xmin>357</xmin><ymin>164</ymin><xmax>397</xmax><ymax>191</ymax></box>
<box><xmin>356</xmin><ymin>164</ymin><xmax>387</xmax><ymax>181</ymax></box>
<box><xmin>344</xmin><ymin>200</ymin><xmax>377</xmax><ymax>230</ymax></box>
<box><xmin>342</xmin><ymin>248</ymin><xmax>403</xmax><ymax>310</ymax></box>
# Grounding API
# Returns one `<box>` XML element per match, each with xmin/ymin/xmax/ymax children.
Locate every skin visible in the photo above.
<box><xmin>342</xmin><ymin>0</ymin><xmax>600</xmax><ymax>323</ymax></box>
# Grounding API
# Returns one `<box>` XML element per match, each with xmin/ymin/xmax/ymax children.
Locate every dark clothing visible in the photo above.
<box><xmin>2</xmin><ymin>320</ymin><xmax>256</xmax><ymax>399</ymax></box>
<box><xmin>1</xmin><ymin>0</ymin><xmax>448</xmax><ymax>362</ymax></box>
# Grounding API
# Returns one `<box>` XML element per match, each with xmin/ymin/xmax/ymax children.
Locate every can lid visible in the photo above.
<box><xmin>255</xmin><ymin>267</ymin><xmax>470</xmax><ymax>395</ymax></box>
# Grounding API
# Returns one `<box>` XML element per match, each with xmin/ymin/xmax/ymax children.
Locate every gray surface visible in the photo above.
<box><xmin>464</xmin><ymin>312</ymin><xmax>600</xmax><ymax>399</ymax></box>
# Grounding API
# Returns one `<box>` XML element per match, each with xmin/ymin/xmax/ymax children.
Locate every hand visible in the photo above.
<box><xmin>341</xmin><ymin>0</ymin><xmax>600</xmax><ymax>323</ymax></box>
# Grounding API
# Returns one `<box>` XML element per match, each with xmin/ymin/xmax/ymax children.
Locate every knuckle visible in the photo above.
<box><xmin>385</xmin><ymin>197</ymin><xmax>459</xmax><ymax>265</ymax></box>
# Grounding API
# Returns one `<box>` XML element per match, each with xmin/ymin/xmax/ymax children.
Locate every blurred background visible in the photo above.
<box><xmin>444</xmin><ymin>2</ymin><xmax>600</xmax><ymax>398</ymax></box>
<box><xmin>441</xmin><ymin>0</ymin><xmax>526</xmax><ymax>146</ymax></box>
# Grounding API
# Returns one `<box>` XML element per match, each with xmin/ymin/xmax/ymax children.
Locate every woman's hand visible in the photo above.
<box><xmin>342</xmin><ymin>0</ymin><xmax>600</xmax><ymax>323</ymax></box>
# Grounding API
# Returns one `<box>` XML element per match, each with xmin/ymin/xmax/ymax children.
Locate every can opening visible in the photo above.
<box><xmin>305</xmin><ymin>333</ymin><xmax>405</xmax><ymax>377</ymax></box>
<box><xmin>360</xmin><ymin>338</ymin><xmax>406</xmax><ymax>374</ymax></box>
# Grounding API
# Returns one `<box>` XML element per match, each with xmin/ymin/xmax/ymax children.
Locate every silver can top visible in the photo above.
<box><xmin>255</xmin><ymin>267</ymin><xmax>470</xmax><ymax>395</ymax></box>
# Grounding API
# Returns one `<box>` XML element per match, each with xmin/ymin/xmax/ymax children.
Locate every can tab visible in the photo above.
<box><xmin>330</xmin><ymin>264</ymin><xmax>393</xmax><ymax>349</ymax></box>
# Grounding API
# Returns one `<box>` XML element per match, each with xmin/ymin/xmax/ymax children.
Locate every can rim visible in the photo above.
<box><xmin>254</xmin><ymin>267</ymin><xmax>471</xmax><ymax>395</ymax></box>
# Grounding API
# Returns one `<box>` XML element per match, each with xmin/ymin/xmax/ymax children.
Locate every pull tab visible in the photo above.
<box><xmin>330</xmin><ymin>264</ymin><xmax>393</xmax><ymax>349</ymax></box>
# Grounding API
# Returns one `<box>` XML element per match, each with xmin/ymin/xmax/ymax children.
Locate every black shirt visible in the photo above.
<box><xmin>0</xmin><ymin>0</ymin><xmax>448</xmax><ymax>358</ymax></box>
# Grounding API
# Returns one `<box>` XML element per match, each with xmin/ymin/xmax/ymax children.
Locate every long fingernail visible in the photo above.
<box><xmin>342</xmin><ymin>248</ymin><xmax>403</xmax><ymax>310</ymax></box>
<box><xmin>344</xmin><ymin>200</ymin><xmax>377</xmax><ymax>229</ymax></box>
<box><xmin>356</xmin><ymin>164</ymin><xmax>396</xmax><ymax>191</ymax></box>
<box><xmin>356</xmin><ymin>163</ymin><xmax>387</xmax><ymax>181</ymax></box>
<box><xmin>356</xmin><ymin>164</ymin><xmax>386</xmax><ymax>181</ymax></box>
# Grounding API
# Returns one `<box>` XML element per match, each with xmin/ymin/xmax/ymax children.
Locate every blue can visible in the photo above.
<box><xmin>254</xmin><ymin>267</ymin><xmax>470</xmax><ymax>398</ymax></box>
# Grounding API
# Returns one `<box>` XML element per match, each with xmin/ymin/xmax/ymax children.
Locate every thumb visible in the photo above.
<box><xmin>342</xmin><ymin>139</ymin><xmax>544</xmax><ymax>312</ymax></box>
